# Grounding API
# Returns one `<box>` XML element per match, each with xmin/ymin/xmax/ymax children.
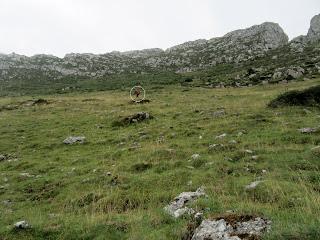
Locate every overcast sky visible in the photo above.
<box><xmin>0</xmin><ymin>0</ymin><xmax>319</xmax><ymax>57</ymax></box>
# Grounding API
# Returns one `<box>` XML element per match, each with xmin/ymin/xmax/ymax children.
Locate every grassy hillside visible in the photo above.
<box><xmin>0</xmin><ymin>79</ymin><xmax>320</xmax><ymax>239</ymax></box>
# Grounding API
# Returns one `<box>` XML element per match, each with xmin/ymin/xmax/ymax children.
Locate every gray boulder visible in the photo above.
<box><xmin>164</xmin><ymin>187</ymin><xmax>205</xmax><ymax>218</ymax></box>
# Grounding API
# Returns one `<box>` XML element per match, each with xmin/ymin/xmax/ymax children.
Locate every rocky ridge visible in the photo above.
<box><xmin>0</xmin><ymin>22</ymin><xmax>289</xmax><ymax>79</ymax></box>
<box><xmin>0</xmin><ymin>14</ymin><xmax>320</xmax><ymax>92</ymax></box>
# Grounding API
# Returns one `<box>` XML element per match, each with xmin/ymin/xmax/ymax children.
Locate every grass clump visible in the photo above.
<box><xmin>268</xmin><ymin>85</ymin><xmax>320</xmax><ymax>108</ymax></box>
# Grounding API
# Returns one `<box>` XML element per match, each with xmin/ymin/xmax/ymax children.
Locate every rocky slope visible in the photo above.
<box><xmin>0</xmin><ymin>22</ymin><xmax>288</xmax><ymax>78</ymax></box>
<box><xmin>0</xmin><ymin>14</ymin><xmax>319</xmax><ymax>93</ymax></box>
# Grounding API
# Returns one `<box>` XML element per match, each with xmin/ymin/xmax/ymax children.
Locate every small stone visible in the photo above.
<box><xmin>14</xmin><ymin>220</ymin><xmax>30</xmax><ymax>229</ymax></box>
<box><xmin>212</xmin><ymin>110</ymin><xmax>226</xmax><ymax>117</ymax></box>
<box><xmin>216</xmin><ymin>133</ymin><xmax>227</xmax><ymax>139</ymax></box>
<box><xmin>311</xmin><ymin>146</ymin><xmax>320</xmax><ymax>151</ymax></box>
<box><xmin>237</xmin><ymin>131</ymin><xmax>244</xmax><ymax>137</ymax></box>
<box><xmin>191</xmin><ymin>154</ymin><xmax>200</xmax><ymax>160</ymax></box>
<box><xmin>245</xmin><ymin>180</ymin><xmax>264</xmax><ymax>190</ymax></box>
<box><xmin>0</xmin><ymin>155</ymin><xmax>6</xmax><ymax>161</ymax></box>
<box><xmin>209</xmin><ymin>144</ymin><xmax>222</xmax><ymax>149</ymax></box>
<box><xmin>19</xmin><ymin>173</ymin><xmax>34</xmax><ymax>178</ymax></box>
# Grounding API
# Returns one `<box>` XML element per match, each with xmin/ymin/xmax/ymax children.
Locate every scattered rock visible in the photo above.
<box><xmin>216</xmin><ymin>133</ymin><xmax>227</xmax><ymax>139</ymax></box>
<box><xmin>63</xmin><ymin>136</ymin><xmax>86</xmax><ymax>144</ymax></box>
<box><xmin>298</xmin><ymin>127</ymin><xmax>318</xmax><ymax>133</ymax></box>
<box><xmin>311</xmin><ymin>146</ymin><xmax>320</xmax><ymax>151</ymax></box>
<box><xmin>129</xmin><ymin>99</ymin><xmax>151</xmax><ymax>104</ymax></box>
<box><xmin>19</xmin><ymin>173</ymin><xmax>34</xmax><ymax>178</ymax></box>
<box><xmin>209</xmin><ymin>144</ymin><xmax>224</xmax><ymax>150</ymax></box>
<box><xmin>191</xmin><ymin>154</ymin><xmax>200</xmax><ymax>160</ymax></box>
<box><xmin>212</xmin><ymin>110</ymin><xmax>226</xmax><ymax>117</ymax></box>
<box><xmin>0</xmin><ymin>154</ymin><xmax>7</xmax><ymax>161</ymax></box>
<box><xmin>286</xmin><ymin>67</ymin><xmax>304</xmax><ymax>80</ymax></box>
<box><xmin>164</xmin><ymin>187</ymin><xmax>205</xmax><ymax>218</ymax></box>
<box><xmin>237</xmin><ymin>131</ymin><xmax>246</xmax><ymax>137</ymax></box>
<box><xmin>114</xmin><ymin>112</ymin><xmax>153</xmax><ymax>126</ymax></box>
<box><xmin>245</xmin><ymin>180</ymin><xmax>264</xmax><ymax>190</ymax></box>
<box><xmin>14</xmin><ymin>220</ymin><xmax>30</xmax><ymax>229</ymax></box>
<box><xmin>191</xmin><ymin>214</ymin><xmax>271</xmax><ymax>240</ymax></box>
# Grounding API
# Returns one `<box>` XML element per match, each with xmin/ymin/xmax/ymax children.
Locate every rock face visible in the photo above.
<box><xmin>0</xmin><ymin>21</ymin><xmax>288</xmax><ymax>81</ymax></box>
<box><xmin>223</xmin><ymin>22</ymin><xmax>288</xmax><ymax>50</ymax></box>
<box><xmin>290</xmin><ymin>13</ymin><xmax>320</xmax><ymax>48</ymax></box>
<box><xmin>307</xmin><ymin>14</ymin><xmax>320</xmax><ymax>42</ymax></box>
<box><xmin>191</xmin><ymin>216</ymin><xmax>271</xmax><ymax>240</ymax></box>
<box><xmin>164</xmin><ymin>187</ymin><xmax>205</xmax><ymax>218</ymax></box>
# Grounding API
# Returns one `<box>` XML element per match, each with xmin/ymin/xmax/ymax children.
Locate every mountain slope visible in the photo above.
<box><xmin>0</xmin><ymin>14</ymin><xmax>320</xmax><ymax>95</ymax></box>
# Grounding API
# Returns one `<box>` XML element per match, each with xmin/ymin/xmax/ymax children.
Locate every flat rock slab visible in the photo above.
<box><xmin>63</xmin><ymin>136</ymin><xmax>86</xmax><ymax>145</ymax></box>
<box><xmin>191</xmin><ymin>215</ymin><xmax>271</xmax><ymax>240</ymax></box>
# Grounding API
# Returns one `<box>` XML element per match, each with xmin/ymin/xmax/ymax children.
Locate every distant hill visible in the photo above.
<box><xmin>0</xmin><ymin>14</ymin><xmax>319</xmax><ymax>95</ymax></box>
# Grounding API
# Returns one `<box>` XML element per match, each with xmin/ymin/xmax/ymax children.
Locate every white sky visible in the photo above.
<box><xmin>0</xmin><ymin>0</ymin><xmax>319</xmax><ymax>57</ymax></box>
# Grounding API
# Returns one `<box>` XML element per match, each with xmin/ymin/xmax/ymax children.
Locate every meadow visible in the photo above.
<box><xmin>0</xmin><ymin>78</ymin><xmax>320</xmax><ymax>239</ymax></box>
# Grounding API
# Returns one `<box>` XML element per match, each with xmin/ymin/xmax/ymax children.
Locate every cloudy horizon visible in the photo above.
<box><xmin>1</xmin><ymin>0</ymin><xmax>319</xmax><ymax>57</ymax></box>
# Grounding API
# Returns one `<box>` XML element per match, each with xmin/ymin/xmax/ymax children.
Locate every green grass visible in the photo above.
<box><xmin>0</xmin><ymin>79</ymin><xmax>320</xmax><ymax>239</ymax></box>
